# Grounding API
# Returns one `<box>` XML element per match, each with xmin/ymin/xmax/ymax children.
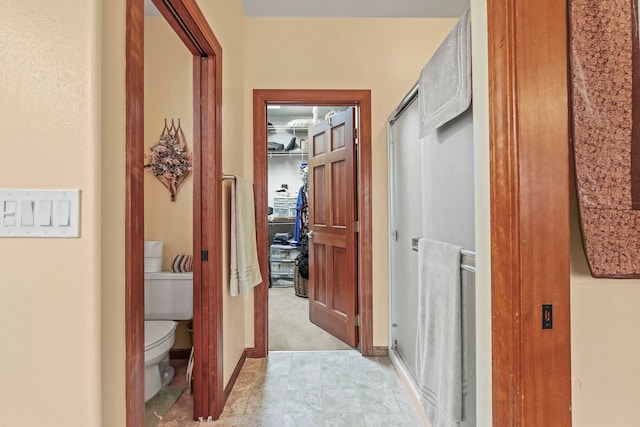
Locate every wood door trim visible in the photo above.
<box><xmin>488</xmin><ymin>0</ymin><xmax>572</xmax><ymax>424</ymax></box>
<box><xmin>125</xmin><ymin>0</ymin><xmax>145</xmax><ymax>424</ymax></box>
<box><xmin>125</xmin><ymin>1</ymin><xmax>224</xmax><ymax>424</ymax></box>
<box><xmin>224</xmin><ymin>349</ymin><xmax>248</xmax><ymax>397</ymax></box>
<box><xmin>251</xmin><ymin>89</ymin><xmax>373</xmax><ymax>356</ymax></box>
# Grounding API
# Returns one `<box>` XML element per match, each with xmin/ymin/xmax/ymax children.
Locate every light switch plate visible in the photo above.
<box><xmin>0</xmin><ymin>189</ymin><xmax>80</xmax><ymax>237</ymax></box>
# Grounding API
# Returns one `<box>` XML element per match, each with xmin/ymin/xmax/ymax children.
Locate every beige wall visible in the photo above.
<box><xmin>570</xmin><ymin>195</ymin><xmax>640</xmax><ymax>425</ymax></box>
<box><xmin>144</xmin><ymin>17</ymin><xmax>194</xmax><ymax>272</ymax></box>
<box><xmin>1</xmin><ymin>0</ymin><xmax>102</xmax><ymax>425</ymax></box>
<box><xmin>144</xmin><ymin>16</ymin><xmax>194</xmax><ymax>349</ymax></box>
<box><xmin>244</xmin><ymin>17</ymin><xmax>457</xmax><ymax>346</ymax></box>
<box><xmin>198</xmin><ymin>0</ymin><xmax>248</xmax><ymax>385</ymax></box>
<box><xmin>101</xmin><ymin>0</ymin><xmax>126</xmax><ymax>424</ymax></box>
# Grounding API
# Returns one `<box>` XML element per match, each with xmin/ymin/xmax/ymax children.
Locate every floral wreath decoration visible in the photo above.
<box><xmin>144</xmin><ymin>119</ymin><xmax>193</xmax><ymax>201</ymax></box>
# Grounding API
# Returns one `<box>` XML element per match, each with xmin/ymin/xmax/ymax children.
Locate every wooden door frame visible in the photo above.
<box><xmin>250</xmin><ymin>89</ymin><xmax>374</xmax><ymax>357</ymax></box>
<box><xmin>125</xmin><ymin>0</ymin><xmax>225</xmax><ymax>424</ymax></box>
<box><xmin>488</xmin><ymin>0</ymin><xmax>572</xmax><ymax>424</ymax></box>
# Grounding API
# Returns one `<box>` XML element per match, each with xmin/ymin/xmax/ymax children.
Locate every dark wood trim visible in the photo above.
<box><xmin>356</xmin><ymin>92</ymin><xmax>373</xmax><ymax>357</ymax></box>
<box><xmin>170</xmin><ymin>348</ymin><xmax>192</xmax><ymax>360</ymax></box>
<box><xmin>488</xmin><ymin>0</ymin><xmax>572</xmax><ymax>425</ymax></box>
<box><xmin>125</xmin><ymin>0</ymin><xmax>145</xmax><ymax>425</ymax></box>
<box><xmin>191</xmin><ymin>55</ymin><xmax>204</xmax><ymax>420</ymax></box>
<box><xmin>224</xmin><ymin>349</ymin><xmax>248</xmax><ymax>397</ymax></box>
<box><xmin>251</xmin><ymin>91</ymin><xmax>271</xmax><ymax>358</ymax></box>
<box><xmin>245</xmin><ymin>347</ymin><xmax>259</xmax><ymax>358</ymax></box>
<box><xmin>199</xmin><ymin>53</ymin><xmax>225</xmax><ymax>419</ymax></box>
<box><xmin>371</xmin><ymin>346</ymin><xmax>388</xmax><ymax>357</ymax></box>
<box><xmin>488</xmin><ymin>0</ymin><xmax>520</xmax><ymax>421</ymax></box>
<box><xmin>251</xmin><ymin>89</ymin><xmax>373</xmax><ymax>357</ymax></box>
<box><xmin>126</xmin><ymin>0</ymin><xmax>224</xmax><ymax>424</ymax></box>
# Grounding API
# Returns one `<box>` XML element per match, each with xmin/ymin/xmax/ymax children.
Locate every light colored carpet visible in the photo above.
<box><xmin>268</xmin><ymin>287</ymin><xmax>353</xmax><ymax>351</ymax></box>
<box><xmin>145</xmin><ymin>386</ymin><xmax>184</xmax><ymax>427</ymax></box>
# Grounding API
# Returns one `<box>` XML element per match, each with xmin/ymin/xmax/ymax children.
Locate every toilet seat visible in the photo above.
<box><xmin>144</xmin><ymin>320</ymin><xmax>177</xmax><ymax>401</ymax></box>
<box><xmin>145</xmin><ymin>320</ymin><xmax>177</xmax><ymax>352</ymax></box>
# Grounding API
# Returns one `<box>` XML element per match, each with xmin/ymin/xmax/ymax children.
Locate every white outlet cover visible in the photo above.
<box><xmin>0</xmin><ymin>189</ymin><xmax>80</xmax><ymax>238</ymax></box>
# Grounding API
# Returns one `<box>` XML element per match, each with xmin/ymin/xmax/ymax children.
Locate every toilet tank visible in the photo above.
<box><xmin>144</xmin><ymin>272</ymin><xmax>193</xmax><ymax>320</ymax></box>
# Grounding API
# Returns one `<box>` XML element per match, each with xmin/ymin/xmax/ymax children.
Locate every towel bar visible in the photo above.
<box><xmin>461</xmin><ymin>264</ymin><xmax>476</xmax><ymax>274</ymax></box>
<box><xmin>411</xmin><ymin>237</ymin><xmax>476</xmax><ymax>273</ymax></box>
<box><xmin>461</xmin><ymin>249</ymin><xmax>476</xmax><ymax>258</ymax></box>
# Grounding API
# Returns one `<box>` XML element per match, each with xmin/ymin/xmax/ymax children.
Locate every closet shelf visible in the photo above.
<box><xmin>269</xmin><ymin>219</ymin><xmax>296</xmax><ymax>225</ymax></box>
<box><xmin>267</xmin><ymin>150</ymin><xmax>308</xmax><ymax>158</ymax></box>
<box><xmin>269</xmin><ymin>125</ymin><xmax>310</xmax><ymax>131</ymax></box>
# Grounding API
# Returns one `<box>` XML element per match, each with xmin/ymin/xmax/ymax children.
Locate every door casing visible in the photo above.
<box><xmin>487</xmin><ymin>0</ymin><xmax>572</xmax><ymax>424</ymax></box>
<box><xmin>251</xmin><ymin>89</ymin><xmax>374</xmax><ymax>357</ymax></box>
<box><xmin>125</xmin><ymin>0</ymin><xmax>225</xmax><ymax>424</ymax></box>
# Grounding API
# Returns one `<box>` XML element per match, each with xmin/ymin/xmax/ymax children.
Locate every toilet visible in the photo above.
<box><xmin>144</xmin><ymin>271</ymin><xmax>193</xmax><ymax>401</ymax></box>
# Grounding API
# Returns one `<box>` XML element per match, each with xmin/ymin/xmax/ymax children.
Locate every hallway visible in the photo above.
<box><xmin>158</xmin><ymin>350</ymin><xmax>423</xmax><ymax>426</ymax></box>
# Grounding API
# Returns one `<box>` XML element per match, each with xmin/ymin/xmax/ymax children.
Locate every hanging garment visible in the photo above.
<box><xmin>293</xmin><ymin>185</ymin><xmax>304</xmax><ymax>244</ymax></box>
<box><xmin>301</xmin><ymin>182</ymin><xmax>309</xmax><ymax>242</ymax></box>
<box><xmin>293</xmin><ymin>183</ymin><xmax>309</xmax><ymax>245</ymax></box>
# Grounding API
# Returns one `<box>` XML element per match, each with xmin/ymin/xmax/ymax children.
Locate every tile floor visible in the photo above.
<box><xmin>157</xmin><ymin>350</ymin><xmax>423</xmax><ymax>427</ymax></box>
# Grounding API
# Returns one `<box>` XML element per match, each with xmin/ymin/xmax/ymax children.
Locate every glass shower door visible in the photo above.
<box><xmin>389</xmin><ymin>97</ymin><xmax>422</xmax><ymax>379</ymax></box>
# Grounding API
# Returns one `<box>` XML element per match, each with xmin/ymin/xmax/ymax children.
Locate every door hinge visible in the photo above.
<box><xmin>354</xmin><ymin>127</ymin><xmax>358</xmax><ymax>144</ymax></box>
<box><xmin>354</xmin><ymin>314</ymin><xmax>360</xmax><ymax>327</ymax></box>
<box><xmin>201</xmin><ymin>250</ymin><xmax>209</xmax><ymax>261</ymax></box>
<box><xmin>354</xmin><ymin>221</ymin><xmax>359</xmax><ymax>233</ymax></box>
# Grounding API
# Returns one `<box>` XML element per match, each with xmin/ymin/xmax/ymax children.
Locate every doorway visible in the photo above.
<box><xmin>125</xmin><ymin>0</ymin><xmax>225</xmax><ymax>425</ymax></box>
<box><xmin>265</xmin><ymin>104</ymin><xmax>354</xmax><ymax>351</ymax></box>
<box><xmin>251</xmin><ymin>89</ymin><xmax>376</xmax><ymax>357</ymax></box>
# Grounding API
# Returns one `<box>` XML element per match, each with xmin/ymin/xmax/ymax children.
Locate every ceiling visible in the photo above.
<box><xmin>145</xmin><ymin>0</ymin><xmax>469</xmax><ymax>18</ymax></box>
<box><xmin>241</xmin><ymin>0</ymin><xmax>468</xmax><ymax>18</ymax></box>
<box><xmin>144</xmin><ymin>1</ymin><xmax>161</xmax><ymax>16</ymax></box>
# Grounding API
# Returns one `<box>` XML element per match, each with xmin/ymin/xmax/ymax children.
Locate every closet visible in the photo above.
<box><xmin>265</xmin><ymin>104</ymin><xmax>356</xmax><ymax>352</ymax></box>
<box><xmin>265</xmin><ymin>106</ymin><xmax>346</xmax><ymax>289</ymax></box>
<box><xmin>266</xmin><ymin>107</ymin><xmax>310</xmax><ymax>288</ymax></box>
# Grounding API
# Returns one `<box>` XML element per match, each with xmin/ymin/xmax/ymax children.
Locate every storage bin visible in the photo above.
<box><xmin>271</xmin><ymin>277</ymin><xmax>294</xmax><ymax>288</ymax></box>
<box><xmin>273</xmin><ymin>207</ymin><xmax>289</xmax><ymax>218</ymax></box>
<box><xmin>294</xmin><ymin>265</ymin><xmax>308</xmax><ymax>298</ymax></box>
<box><xmin>271</xmin><ymin>261</ymin><xmax>295</xmax><ymax>274</ymax></box>
<box><xmin>270</xmin><ymin>245</ymin><xmax>300</xmax><ymax>260</ymax></box>
<box><xmin>274</xmin><ymin>196</ymin><xmax>298</xmax><ymax>205</ymax></box>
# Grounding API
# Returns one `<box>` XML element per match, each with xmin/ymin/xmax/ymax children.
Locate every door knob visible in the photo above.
<box><xmin>307</xmin><ymin>231</ymin><xmax>314</xmax><ymax>239</ymax></box>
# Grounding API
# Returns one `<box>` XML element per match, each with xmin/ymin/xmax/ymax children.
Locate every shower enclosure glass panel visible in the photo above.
<box><xmin>389</xmin><ymin>97</ymin><xmax>422</xmax><ymax>377</ymax></box>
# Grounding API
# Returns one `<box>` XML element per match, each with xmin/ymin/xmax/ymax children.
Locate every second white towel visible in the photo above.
<box><xmin>416</xmin><ymin>237</ymin><xmax>463</xmax><ymax>427</ymax></box>
<box><xmin>230</xmin><ymin>177</ymin><xmax>262</xmax><ymax>296</ymax></box>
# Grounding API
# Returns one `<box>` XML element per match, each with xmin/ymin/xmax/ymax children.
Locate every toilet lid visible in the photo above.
<box><xmin>145</xmin><ymin>320</ymin><xmax>177</xmax><ymax>352</ymax></box>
